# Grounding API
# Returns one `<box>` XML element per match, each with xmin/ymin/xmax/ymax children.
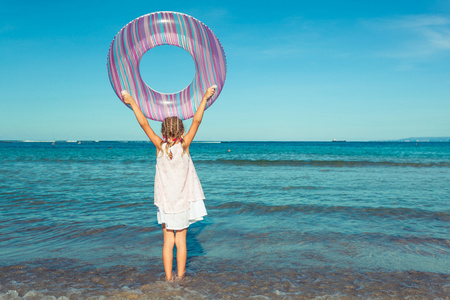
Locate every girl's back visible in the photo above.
<box><xmin>155</xmin><ymin>143</ymin><xmax>204</xmax><ymax>214</ymax></box>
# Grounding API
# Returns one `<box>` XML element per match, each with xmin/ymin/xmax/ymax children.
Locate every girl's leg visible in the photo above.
<box><xmin>162</xmin><ymin>224</ymin><xmax>175</xmax><ymax>281</ymax></box>
<box><xmin>174</xmin><ymin>228</ymin><xmax>188</xmax><ymax>279</ymax></box>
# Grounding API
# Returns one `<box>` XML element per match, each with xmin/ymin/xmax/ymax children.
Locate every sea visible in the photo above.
<box><xmin>0</xmin><ymin>141</ymin><xmax>449</xmax><ymax>299</ymax></box>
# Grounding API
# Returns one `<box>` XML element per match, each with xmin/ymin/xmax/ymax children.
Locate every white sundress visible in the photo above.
<box><xmin>154</xmin><ymin>143</ymin><xmax>207</xmax><ymax>230</ymax></box>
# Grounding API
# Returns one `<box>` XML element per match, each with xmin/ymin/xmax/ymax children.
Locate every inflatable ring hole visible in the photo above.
<box><xmin>139</xmin><ymin>45</ymin><xmax>196</xmax><ymax>94</ymax></box>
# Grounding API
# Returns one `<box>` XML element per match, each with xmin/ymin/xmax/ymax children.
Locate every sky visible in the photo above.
<box><xmin>1</xmin><ymin>0</ymin><xmax>449</xmax><ymax>141</ymax></box>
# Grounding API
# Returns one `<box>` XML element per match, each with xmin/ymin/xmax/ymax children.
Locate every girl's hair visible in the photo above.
<box><xmin>160</xmin><ymin>116</ymin><xmax>186</xmax><ymax>159</ymax></box>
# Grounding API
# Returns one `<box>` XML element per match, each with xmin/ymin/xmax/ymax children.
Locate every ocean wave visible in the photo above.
<box><xmin>197</xmin><ymin>159</ymin><xmax>450</xmax><ymax>168</ymax></box>
<box><xmin>210</xmin><ymin>201</ymin><xmax>450</xmax><ymax>221</ymax></box>
<box><xmin>280</xmin><ymin>186</ymin><xmax>323</xmax><ymax>190</ymax></box>
<box><xmin>2</xmin><ymin>156</ymin><xmax>448</xmax><ymax>168</ymax></box>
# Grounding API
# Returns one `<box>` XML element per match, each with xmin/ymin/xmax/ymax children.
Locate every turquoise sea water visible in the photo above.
<box><xmin>0</xmin><ymin>141</ymin><xmax>449</xmax><ymax>299</ymax></box>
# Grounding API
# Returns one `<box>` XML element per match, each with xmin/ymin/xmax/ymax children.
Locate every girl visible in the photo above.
<box><xmin>121</xmin><ymin>86</ymin><xmax>216</xmax><ymax>281</ymax></box>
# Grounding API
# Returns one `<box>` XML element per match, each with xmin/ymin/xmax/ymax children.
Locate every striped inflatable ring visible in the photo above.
<box><xmin>107</xmin><ymin>11</ymin><xmax>227</xmax><ymax>121</ymax></box>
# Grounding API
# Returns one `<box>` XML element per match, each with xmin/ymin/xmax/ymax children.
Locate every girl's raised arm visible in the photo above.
<box><xmin>184</xmin><ymin>86</ymin><xmax>216</xmax><ymax>147</ymax></box>
<box><xmin>121</xmin><ymin>91</ymin><xmax>162</xmax><ymax>148</ymax></box>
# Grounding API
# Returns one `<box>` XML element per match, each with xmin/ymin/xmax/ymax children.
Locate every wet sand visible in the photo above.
<box><xmin>1</xmin><ymin>258</ymin><xmax>448</xmax><ymax>299</ymax></box>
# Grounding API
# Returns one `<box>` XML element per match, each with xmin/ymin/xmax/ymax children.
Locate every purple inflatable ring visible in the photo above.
<box><xmin>107</xmin><ymin>11</ymin><xmax>227</xmax><ymax>121</ymax></box>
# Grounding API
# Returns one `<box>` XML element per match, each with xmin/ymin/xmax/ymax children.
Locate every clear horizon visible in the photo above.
<box><xmin>3</xmin><ymin>136</ymin><xmax>450</xmax><ymax>143</ymax></box>
<box><xmin>1</xmin><ymin>0</ymin><xmax>449</xmax><ymax>141</ymax></box>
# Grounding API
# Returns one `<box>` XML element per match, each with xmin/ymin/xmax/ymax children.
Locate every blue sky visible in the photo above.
<box><xmin>1</xmin><ymin>0</ymin><xmax>449</xmax><ymax>141</ymax></box>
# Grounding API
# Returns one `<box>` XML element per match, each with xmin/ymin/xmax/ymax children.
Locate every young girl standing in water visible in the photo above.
<box><xmin>121</xmin><ymin>86</ymin><xmax>216</xmax><ymax>281</ymax></box>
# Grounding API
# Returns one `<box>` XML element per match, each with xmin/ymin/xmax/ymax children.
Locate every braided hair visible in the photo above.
<box><xmin>160</xmin><ymin>117</ymin><xmax>186</xmax><ymax>160</ymax></box>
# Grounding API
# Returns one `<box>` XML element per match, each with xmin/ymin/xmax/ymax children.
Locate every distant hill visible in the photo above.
<box><xmin>393</xmin><ymin>137</ymin><xmax>450</xmax><ymax>142</ymax></box>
